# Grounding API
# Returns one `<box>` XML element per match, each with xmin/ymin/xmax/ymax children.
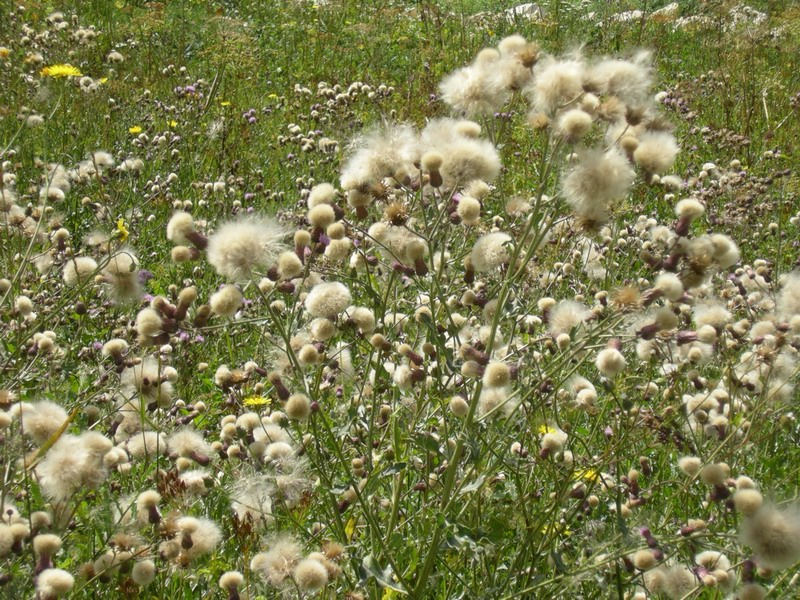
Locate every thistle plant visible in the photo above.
<box><xmin>0</xmin><ymin>3</ymin><xmax>799</xmax><ymax>599</ymax></box>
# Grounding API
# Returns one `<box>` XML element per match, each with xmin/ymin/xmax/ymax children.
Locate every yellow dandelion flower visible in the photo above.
<box><xmin>243</xmin><ymin>395</ymin><xmax>270</xmax><ymax>407</ymax></box>
<box><xmin>98</xmin><ymin>77</ymin><xmax>108</xmax><ymax>84</ymax></box>
<box><xmin>220</xmin><ymin>101</ymin><xmax>231</xmax><ymax>106</ymax></box>
<box><xmin>40</xmin><ymin>64</ymin><xmax>82</xmax><ymax>78</ymax></box>
<box><xmin>169</xmin><ymin>120</ymin><xmax>178</xmax><ymax>128</ymax></box>
<box><xmin>0</xmin><ymin>47</ymin><xmax>10</xmax><ymax>59</ymax></box>
<box><xmin>538</xmin><ymin>424</ymin><xmax>557</xmax><ymax>435</ymax></box>
<box><xmin>128</xmin><ymin>126</ymin><xmax>142</xmax><ymax>134</ymax></box>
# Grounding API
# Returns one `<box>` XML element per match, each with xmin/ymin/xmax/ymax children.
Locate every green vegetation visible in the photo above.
<box><xmin>1</xmin><ymin>1</ymin><xmax>799</xmax><ymax>598</ymax></box>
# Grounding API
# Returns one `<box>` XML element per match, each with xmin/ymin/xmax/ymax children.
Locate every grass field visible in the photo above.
<box><xmin>1</xmin><ymin>1</ymin><xmax>800</xmax><ymax>598</ymax></box>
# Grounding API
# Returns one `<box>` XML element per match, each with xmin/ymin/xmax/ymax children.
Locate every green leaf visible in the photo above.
<box><xmin>360</xmin><ymin>555</ymin><xmax>407</xmax><ymax>594</ymax></box>
<box><xmin>382</xmin><ymin>462</ymin><xmax>407</xmax><ymax>476</ymax></box>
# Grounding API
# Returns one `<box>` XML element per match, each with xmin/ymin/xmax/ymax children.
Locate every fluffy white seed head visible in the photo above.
<box><xmin>166</xmin><ymin>212</ymin><xmax>195</xmax><ymax>244</ymax></box>
<box><xmin>734</xmin><ymin>489</ymin><xmax>764</xmax><ymax>517</ymax></box>
<box><xmin>471</xmin><ymin>232</ymin><xmax>512</xmax><ymax>272</ymax></box>
<box><xmin>207</xmin><ymin>217</ymin><xmax>289</xmax><ymax>281</ymax></box>
<box><xmin>740</xmin><ymin>503</ymin><xmax>800</xmax><ymax>570</ymax></box>
<box><xmin>633</xmin><ymin>131</ymin><xmax>679</xmax><ymax>174</ymax></box>
<box><xmin>556</xmin><ymin>109</ymin><xmax>593</xmax><ymax>141</ymax></box>
<box><xmin>561</xmin><ymin>147</ymin><xmax>635</xmax><ymax>226</ymax></box>
<box><xmin>285</xmin><ymin>394</ymin><xmax>311</xmax><ymax>421</ymax></box>
<box><xmin>653</xmin><ymin>272</ymin><xmax>684</xmax><ymax>301</ymax></box>
<box><xmin>699</xmin><ymin>463</ymin><xmax>729</xmax><ymax>486</ymax></box>
<box><xmin>63</xmin><ymin>256</ymin><xmax>98</xmax><ymax>286</ymax></box>
<box><xmin>307</xmin><ymin>204</ymin><xmax>336</xmax><ymax>229</ymax></box>
<box><xmin>131</xmin><ymin>560</ymin><xmax>156</xmax><ymax>585</ymax></box>
<box><xmin>293</xmin><ymin>557</ymin><xmax>329</xmax><ymax>593</ymax></box>
<box><xmin>305</xmin><ymin>282</ymin><xmax>351</xmax><ymax>319</ymax></box>
<box><xmin>209</xmin><ymin>285</ymin><xmax>243</xmax><ymax>317</ymax></box>
<box><xmin>456</xmin><ymin>195</ymin><xmax>481</xmax><ymax>225</ymax></box>
<box><xmin>632</xmin><ymin>549</ymin><xmax>658</xmax><ymax>571</ymax></box>
<box><xmin>675</xmin><ymin>198</ymin><xmax>704</xmax><ymax>220</ymax></box>
<box><xmin>483</xmin><ymin>362</ymin><xmax>511</xmax><ymax>388</ymax></box>
<box><xmin>530</xmin><ymin>58</ymin><xmax>585</xmax><ymax>115</ymax></box>
<box><xmin>33</xmin><ymin>533</ymin><xmax>62</xmax><ymax>556</ymax></box>
<box><xmin>307</xmin><ymin>183</ymin><xmax>336</xmax><ymax>208</ymax></box>
<box><xmin>36</xmin><ymin>568</ymin><xmax>74</xmax><ymax>597</ymax></box>
<box><xmin>595</xmin><ymin>347</ymin><xmax>626</xmax><ymax>378</ymax></box>
<box><xmin>450</xmin><ymin>396</ymin><xmax>469</xmax><ymax>417</ymax></box>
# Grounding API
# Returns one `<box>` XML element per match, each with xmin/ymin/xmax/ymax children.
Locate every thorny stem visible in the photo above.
<box><xmin>411</xmin><ymin>129</ymin><xmax>564</xmax><ymax>596</ymax></box>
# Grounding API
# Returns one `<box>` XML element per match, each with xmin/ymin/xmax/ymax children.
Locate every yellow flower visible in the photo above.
<box><xmin>40</xmin><ymin>64</ymin><xmax>82</xmax><ymax>78</ymax></box>
<box><xmin>540</xmin><ymin>522</ymin><xmax>572</xmax><ymax>537</ymax></box>
<box><xmin>169</xmin><ymin>120</ymin><xmax>178</xmax><ymax>128</ymax></box>
<box><xmin>128</xmin><ymin>126</ymin><xmax>142</xmax><ymax>134</ymax></box>
<box><xmin>538</xmin><ymin>424</ymin><xmax>557</xmax><ymax>435</ymax></box>
<box><xmin>243</xmin><ymin>395</ymin><xmax>270</xmax><ymax>407</ymax></box>
<box><xmin>115</xmin><ymin>218</ymin><xmax>129</xmax><ymax>243</ymax></box>
<box><xmin>220</xmin><ymin>101</ymin><xmax>231</xmax><ymax>106</ymax></box>
<box><xmin>0</xmin><ymin>47</ymin><xmax>10</xmax><ymax>59</ymax></box>
<box><xmin>573</xmin><ymin>468</ymin><xmax>600</xmax><ymax>483</ymax></box>
<box><xmin>98</xmin><ymin>77</ymin><xmax>108</xmax><ymax>84</ymax></box>
<box><xmin>344</xmin><ymin>516</ymin><xmax>358</xmax><ymax>541</ymax></box>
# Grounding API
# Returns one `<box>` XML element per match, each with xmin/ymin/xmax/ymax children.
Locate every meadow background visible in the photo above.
<box><xmin>1</xmin><ymin>0</ymin><xmax>800</xmax><ymax>598</ymax></box>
